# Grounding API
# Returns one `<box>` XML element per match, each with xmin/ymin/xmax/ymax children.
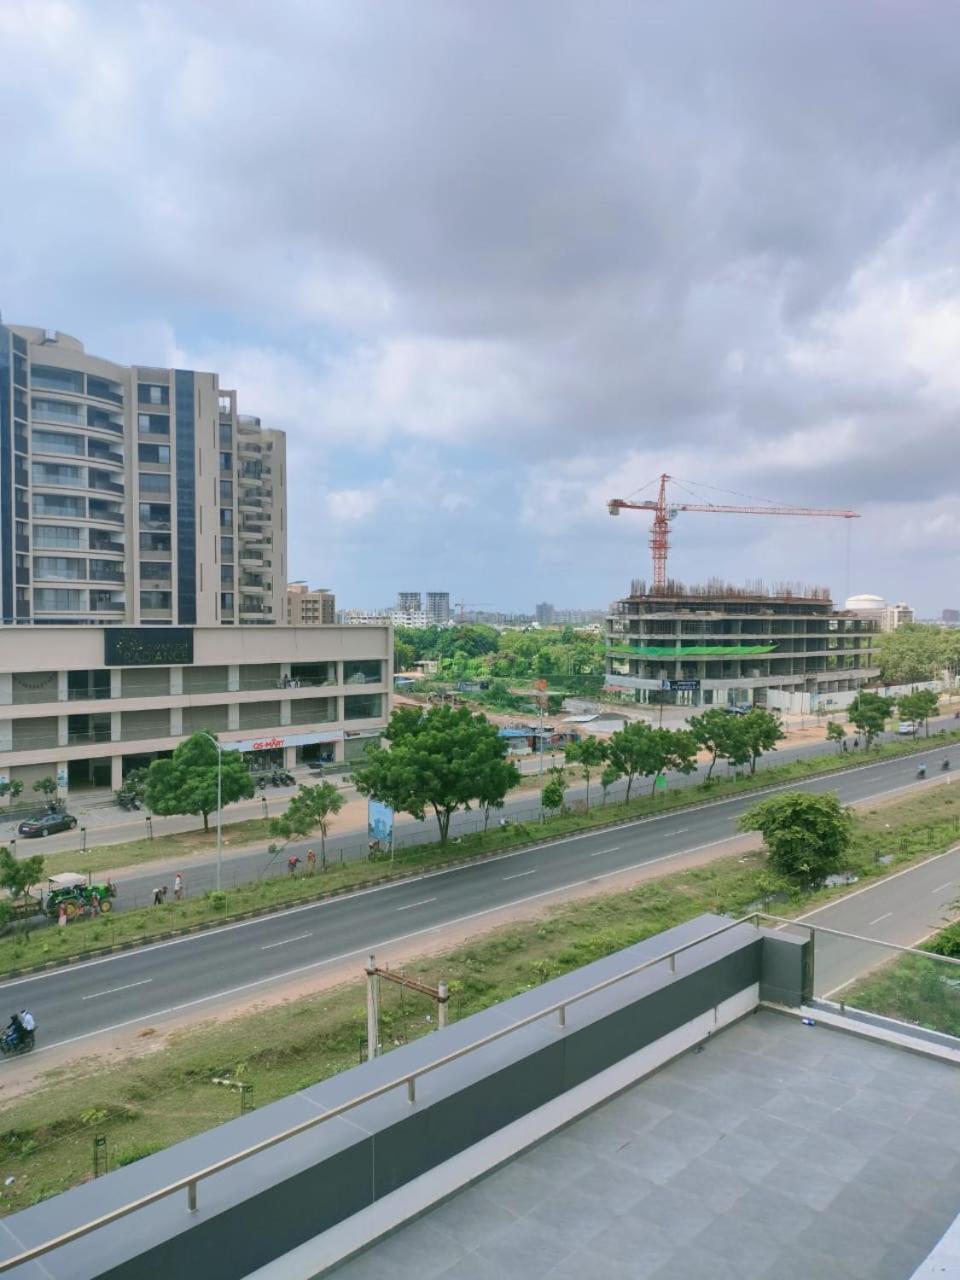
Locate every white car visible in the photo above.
<box><xmin>897</xmin><ymin>721</ymin><xmax>916</xmax><ymax>735</ymax></box>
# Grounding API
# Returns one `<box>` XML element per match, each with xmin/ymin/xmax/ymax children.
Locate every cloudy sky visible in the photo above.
<box><xmin>2</xmin><ymin>1</ymin><xmax>958</xmax><ymax>615</ymax></box>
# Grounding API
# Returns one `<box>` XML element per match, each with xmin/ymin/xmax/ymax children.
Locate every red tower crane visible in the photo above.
<box><xmin>607</xmin><ymin>473</ymin><xmax>859</xmax><ymax>592</ymax></box>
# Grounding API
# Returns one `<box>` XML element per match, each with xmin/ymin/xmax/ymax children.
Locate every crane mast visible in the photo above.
<box><xmin>607</xmin><ymin>473</ymin><xmax>859</xmax><ymax>591</ymax></box>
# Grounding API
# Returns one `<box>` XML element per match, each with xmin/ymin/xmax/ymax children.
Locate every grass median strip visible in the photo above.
<box><xmin>5</xmin><ymin>729</ymin><xmax>960</xmax><ymax>978</ymax></box>
<box><xmin>1</xmin><ymin>783</ymin><xmax>959</xmax><ymax>1212</ymax></box>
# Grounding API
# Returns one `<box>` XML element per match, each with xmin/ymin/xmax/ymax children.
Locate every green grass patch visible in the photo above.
<box><xmin>3</xmin><ymin>780</ymin><xmax>960</xmax><ymax>1212</ymax></box>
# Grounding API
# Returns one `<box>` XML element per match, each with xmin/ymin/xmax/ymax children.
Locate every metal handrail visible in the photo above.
<box><xmin>0</xmin><ymin>914</ymin><xmax>759</xmax><ymax>1273</ymax></box>
<box><xmin>758</xmin><ymin>912</ymin><xmax>960</xmax><ymax>967</ymax></box>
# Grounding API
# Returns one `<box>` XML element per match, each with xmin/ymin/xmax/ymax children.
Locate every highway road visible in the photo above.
<box><xmin>0</xmin><ymin>740</ymin><xmax>955</xmax><ymax>1055</ymax></box>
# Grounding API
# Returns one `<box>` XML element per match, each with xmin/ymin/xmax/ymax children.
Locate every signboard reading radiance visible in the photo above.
<box><xmin>104</xmin><ymin>627</ymin><xmax>194</xmax><ymax>668</ymax></box>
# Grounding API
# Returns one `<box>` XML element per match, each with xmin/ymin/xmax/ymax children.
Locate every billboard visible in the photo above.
<box><xmin>367</xmin><ymin>800</ymin><xmax>394</xmax><ymax>848</ymax></box>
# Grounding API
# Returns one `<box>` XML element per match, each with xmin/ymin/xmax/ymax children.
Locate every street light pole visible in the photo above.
<box><xmin>200</xmin><ymin>732</ymin><xmax>224</xmax><ymax>893</ymax></box>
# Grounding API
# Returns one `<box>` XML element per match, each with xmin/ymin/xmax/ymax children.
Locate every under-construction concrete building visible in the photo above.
<box><xmin>605</xmin><ymin>580</ymin><xmax>880</xmax><ymax>713</ymax></box>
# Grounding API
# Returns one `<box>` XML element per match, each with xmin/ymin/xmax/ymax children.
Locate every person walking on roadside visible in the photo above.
<box><xmin>306</xmin><ymin>849</ymin><xmax>316</xmax><ymax>875</ymax></box>
<box><xmin>58</xmin><ymin>903</ymin><xmax>67</xmax><ymax>929</ymax></box>
<box><xmin>90</xmin><ymin>891</ymin><xmax>100</xmax><ymax>917</ymax></box>
<box><xmin>174</xmin><ymin>872</ymin><xmax>184</xmax><ymax>902</ymax></box>
<box><xmin>287</xmin><ymin>854</ymin><xmax>301</xmax><ymax>877</ymax></box>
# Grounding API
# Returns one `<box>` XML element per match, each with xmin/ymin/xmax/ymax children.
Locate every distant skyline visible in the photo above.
<box><xmin>2</xmin><ymin>2</ymin><xmax>958</xmax><ymax>613</ymax></box>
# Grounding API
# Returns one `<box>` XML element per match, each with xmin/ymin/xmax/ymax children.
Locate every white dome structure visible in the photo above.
<box><xmin>844</xmin><ymin>593</ymin><xmax>887</xmax><ymax>618</ymax></box>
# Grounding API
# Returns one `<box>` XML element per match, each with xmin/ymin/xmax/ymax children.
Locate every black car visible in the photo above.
<box><xmin>17</xmin><ymin>812</ymin><xmax>78</xmax><ymax>838</ymax></box>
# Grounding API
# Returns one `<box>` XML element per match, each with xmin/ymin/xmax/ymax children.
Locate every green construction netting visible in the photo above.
<box><xmin>606</xmin><ymin>644</ymin><xmax>777</xmax><ymax>657</ymax></box>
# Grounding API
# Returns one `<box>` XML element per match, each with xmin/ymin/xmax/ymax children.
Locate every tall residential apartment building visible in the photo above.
<box><xmin>0</xmin><ymin>324</ymin><xmax>286</xmax><ymax>628</ymax></box>
<box><xmin>287</xmin><ymin>583</ymin><xmax>336</xmax><ymax>625</ymax></box>
<box><xmin>396</xmin><ymin>592</ymin><xmax>422</xmax><ymax>612</ymax></box>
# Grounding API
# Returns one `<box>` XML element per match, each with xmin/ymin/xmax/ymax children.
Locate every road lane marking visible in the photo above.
<box><xmin>795</xmin><ymin>843</ymin><xmax>960</xmax><ymax>922</ymax></box>
<box><xmin>867</xmin><ymin>912</ymin><xmax>893</xmax><ymax>926</ymax></box>
<box><xmin>81</xmin><ymin>979</ymin><xmax>152</xmax><ymax>1001</ymax></box>
<box><xmin>590</xmin><ymin>846</ymin><xmax>621</xmax><ymax>858</ymax></box>
<box><xmin>395</xmin><ymin>898</ymin><xmax>437</xmax><ymax>912</ymax></box>
<box><xmin>503</xmin><ymin>870</ymin><xmax>537</xmax><ymax>881</ymax></box>
<box><xmin>261</xmin><ymin>932</ymin><xmax>313</xmax><ymax>951</ymax></box>
<box><xmin>932</xmin><ymin>882</ymin><xmax>954</xmax><ymax>894</ymax></box>
<box><xmin>667</xmin><ymin>828</ymin><xmax>690</xmax><ymax>835</ymax></box>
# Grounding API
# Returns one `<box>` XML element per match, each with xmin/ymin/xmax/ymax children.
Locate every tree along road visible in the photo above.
<box><xmin>0</xmin><ymin>743</ymin><xmax>955</xmax><ymax>1055</ymax></box>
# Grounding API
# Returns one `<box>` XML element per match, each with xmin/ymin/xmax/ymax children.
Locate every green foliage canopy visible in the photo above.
<box><xmin>739</xmin><ymin>790</ymin><xmax>853</xmax><ymax>886</ymax></box>
<box><xmin>145</xmin><ymin>732</ymin><xmax>254</xmax><ymax>831</ymax></box>
<box><xmin>270</xmin><ymin>782</ymin><xmax>345</xmax><ymax>853</ymax></box>
<box><xmin>603</xmin><ymin>721</ymin><xmax>698</xmax><ymax>798</ymax></box>
<box><xmin>351</xmin><ymin>704</ymin><xmax>520</xmax><ymax>843</ymax></box>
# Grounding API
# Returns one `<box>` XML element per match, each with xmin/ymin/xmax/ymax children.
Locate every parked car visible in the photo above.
<box><xmin>17</xmin><ymin>811</ymin><xmax>78</xmax><ymax>838</ymax></box>
<box><xmin>897</xmin><ymin>721</ymin><xmax>916</xmax><ymax>736</ymax></box>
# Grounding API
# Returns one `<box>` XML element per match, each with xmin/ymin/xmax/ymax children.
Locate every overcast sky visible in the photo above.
<box><xmin>2</xmin><ymin>1</ymin><xmax>958</xmax><ymax>615</ymax></box>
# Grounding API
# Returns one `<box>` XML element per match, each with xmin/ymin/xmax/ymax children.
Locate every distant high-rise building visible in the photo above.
<box><xmin>535</xmin><ymin>601</ymin><xmax>556</xmax><ymax>626</ymax></box>
<box><xmin>0</xmin><ymin>322</ymin><xmax>286</xmax><ymax>626</ymax></box>
<box><xmin>397</xmin><ymin>591</ymin><xmax>422</xmax><ymax>612</ymax></box>
<box><xmin>943</xmin><ymin>609</ymin><xmax>960</xmax><ymax>623</ymax></box>
<box><xmin>426</xmin><ymin>592</ymin><xmax>450</xmax><ymax>625</ymax></box>
<box><xmin>881</xmin><ymin>602</ymin><xmax>913</xmax><ymax>631</ymax></box>
<box><xmin>287</xmin><ymin>584</ymin><xmax>335</xmax><ymax>625</ymax></box>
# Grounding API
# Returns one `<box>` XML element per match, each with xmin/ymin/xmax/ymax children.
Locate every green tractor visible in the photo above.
<box><xmin>44</xmin><ymin>873</ymin><xmax>118</xmax><ymax>920</ymax></box>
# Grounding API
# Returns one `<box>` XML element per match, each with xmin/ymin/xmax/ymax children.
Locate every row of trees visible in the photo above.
<box><xmin>876</xmin><ymin>623</ymin><xmax>960</xmax><ymax>685</ymax></box>
<box><xmin>394</xmin><ymin>624</ymin><xmax>606</xmax><ymax>691</ymax></box>
<box><xmin>826</xmin><ymin>687</ymin><xmax>941</xmax><ymax>751</ymax></box>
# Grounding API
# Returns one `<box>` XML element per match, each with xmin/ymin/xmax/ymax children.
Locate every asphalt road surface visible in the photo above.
<box><xmin>0</xmin><ymin>740</ymin><xmax>955</xmax><ymax>1055</ymax></box>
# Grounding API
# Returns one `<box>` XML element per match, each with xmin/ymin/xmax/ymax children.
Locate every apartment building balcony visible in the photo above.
<box><xmin>88</xmin><ymin>533</ymin><xmax>124</xmax><ymax>555</ymax></box>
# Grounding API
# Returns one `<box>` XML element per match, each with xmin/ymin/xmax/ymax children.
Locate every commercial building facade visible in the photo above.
<box><xmin>0</xmin><ymin>324</ymin><xmax>286</xmax><ymax>628</ymax></box>
<box><xmin>606</xmin><ymin>585</ymin><xmax>880</xmax><ymax>711</ymax></box>
<box><xmin>287</xmin><ymin>584</ymin><xmax>336</xmax><ymax>625</ymax></box>
<box><xmin>0</xmin><ymin>623</ymin><xmax>391</xmax><ymax>795</ymax></box>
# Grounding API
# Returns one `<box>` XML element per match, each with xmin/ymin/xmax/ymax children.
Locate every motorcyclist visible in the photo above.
<box><xmin>5</xmin><ymin>1013</ymin><xmax>24</xmax><ymax>1046</ymax></box>
<box><xmin>20</xmin><ymin>1009</ymin><xmax>35</xmax><ymax>1035</ymax></box>
<box><xmin>943</xmin><ymin>759</ymin><xmax>951</xmax><ymax>771</ymax></box>
<box><xmin>917</xmin><ymin>762</ymin><xmax>927</xmax><ymax>778</ymax></box>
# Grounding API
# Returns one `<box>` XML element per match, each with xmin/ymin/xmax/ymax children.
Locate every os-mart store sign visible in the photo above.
<box><xmin>221</xmin><ymin>730</ymin><xmax>344</xmax><ymax>753</ymax></box>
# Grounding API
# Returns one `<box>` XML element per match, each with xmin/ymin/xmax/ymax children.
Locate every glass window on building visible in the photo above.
<box><xmin>35</xmin><ymin>587</ymin><xmax>85</xmax><ymax>611</ymax></box>
<box><xmin>139</xmin><ymin>531</ymin><xmax>171</xmax><ymax>553</ymax></box>
<box><xmin>34</xmin><ymin>524</ymin><xmax>81</xmax><ymax>549</ymax></box>
<box><xmin>138</xmin><ymin>384</ymin><xmax>169</xmax><ymax>406</ymax></box>
<box><xmin>220</xmin><ymin>451</ymin><xmax>232</xmax><ymax>472</ymax></box>
<box><xmin>139</xmin><ymin>503</ymin><xmax>171</xmax><ymax>530</ymax></box>
<box><xmin>219</xmin><ymin>507</ymin><xmax>233</xmax><ymax>530</ymax></box>
<box><xmin>138</xmin><ymin>413</ymin><xmax>169</xmax><ymax>436</ymax></box>
<box><xmin>33</xmin><ymin>494</ymin><xmax>85</xmax><ymax>518</ymax></box>
<box><xmin>220</xmin><ymin>535</ymin><xmax>234</xmax><ymax>559</ymax></box>
<box><xmin>86</xmin><ymin>375</ymin><xmax>123</xmax><ymax>404</ymax></box>
<box><xmin>219</xmin><ymin>478</ymin><xmax>233</xmax><ymax>504</ymax></box>
<box><xmin>32</xmin><ymin>429</ymin><xmax>85</xmax><ymax>457</ymax></box>
<box><xmin>343</xmin><ymin>659</ymin><xmax>383</xmax><ymax>686</ymax></box>
<box><xmin>139</xmin><ymin>472</ymin><xmax>171</xmax><ymax>496</ymax></box>
<box><xmin>30</xmin><ymin>365</ymin><xmax>83</xmax><ymax>395</ymax></box>
<box><xmin>32</xmin><ymin>397</ymin><xmax>83</xmax><ymax>423</ymax></box>
<box><xmin>220</xmin><ymin>563</ymin><xmax>234</xmax><ymax>585</ymax></box>
<box><xmin>33</xmin><ymin>461</ymin><xmax>84</xmax><ymax>487</ymax></box>
<box><xmin>34</xmin><ymin>556</ymin><xmax>86</xmax><ymax>581</ymax></box>
<box><xmin>221</xmin><ymin>592</ymin><xmax>234</xmax><ymax>612</ymax></box>
<box><xmin>138</xmin><ymin>443</ymin><xmax>171</xmax><ymax>465</ymax></box>
<box><xmin>218</xmin><ymin>423</ymin><xmax>233</xmax><ymax>449</ymax></box>
<box><xmin>344</xmin><ymin>693</ymin><xmax>383</xmax><ymax>720</ymax></box>
<box><xmin>140</xmin><ymin>590</ymin><xmax>172</xmax><ymax>610</ymax></box>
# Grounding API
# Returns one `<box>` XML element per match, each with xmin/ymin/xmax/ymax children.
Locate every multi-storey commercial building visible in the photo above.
<box><xmin>0</xmin><ymin>324</ymin><xmax>285</xmax><ymax>628</ymax></box>
<box><xmin>606</xmin><ymin>584</ymin><xmax>880</xmax><ymax>712</ymax></box>
<box><xmin>0</xmin><ymin>623</ymin><xmax>390</xmax><ymax>792</ymax></box>
<box><xmin>287</xmin><ymin>584</ymin><xmax>336</xmax><ymax>625</ymax></box>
